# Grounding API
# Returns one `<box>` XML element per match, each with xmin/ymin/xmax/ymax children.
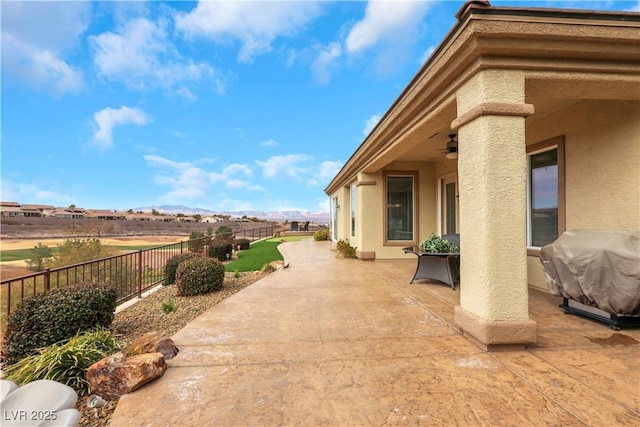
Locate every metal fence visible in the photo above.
<box><xmin>0</xmin><ymin>225</ymin><xmax>276</xmax><ymax>328</ymax></box>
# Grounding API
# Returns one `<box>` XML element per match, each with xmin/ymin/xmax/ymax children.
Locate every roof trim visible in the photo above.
<box><xmin>324</xmin><ymin>4</ymin><xmax>640</xmax><ymax>195</ymax></box>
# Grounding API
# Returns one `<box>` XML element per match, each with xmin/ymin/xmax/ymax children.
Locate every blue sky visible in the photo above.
<box><xmin>2</xmin><ymin>1</ymin><xmax>637</xmax><ymax>214</ymax></box>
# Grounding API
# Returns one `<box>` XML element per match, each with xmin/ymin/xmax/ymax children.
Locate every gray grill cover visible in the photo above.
<box><xmin>540</xmin><ymin>231</ymin><xmax>640</xmax><ymax>316</ymax></box>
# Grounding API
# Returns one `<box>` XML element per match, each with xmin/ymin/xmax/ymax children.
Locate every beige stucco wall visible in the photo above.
<box><xmin>526</xmin><ymin>99</ymin><xmax>640</xmax><ymax>290</ymax></box>
<box><xmin>330</xmin><ymin>162</ymin><xmax>438</xmax><ymax>260</ymax></box>
<box><xmin>376</xmin><ymin>161</ymin><xmax>438</xmax><ymax>259</ymax></box>
<box><xmin>354</xmin><ymin>172</ymin><xmax>381</xmax><ymax>258</ymax></box>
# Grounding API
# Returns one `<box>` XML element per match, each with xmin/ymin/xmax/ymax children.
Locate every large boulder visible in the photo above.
<box><xmin>86</xmin><ymin>352</ymin><xmax>167</xmax><ymax>400</ymax></box>
<box><xmin>125</xmin><ymin>331</ymin><xmax>179</xmax><ymax>360</ymax></box>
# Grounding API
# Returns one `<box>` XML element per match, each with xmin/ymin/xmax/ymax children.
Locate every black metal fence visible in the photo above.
<box><xmin>0</xmin><ymin>225</ymin><xmax>276</xmax><ymax>328</ymax></box>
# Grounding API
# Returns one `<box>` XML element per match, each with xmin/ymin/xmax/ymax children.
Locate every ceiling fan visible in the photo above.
<box><xmin>441</xmin><ymin>134</ymin><xmax>458</xmax><ymax>159</ymax></box>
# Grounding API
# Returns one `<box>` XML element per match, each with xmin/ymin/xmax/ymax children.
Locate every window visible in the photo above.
<box><xmin>350</xmin><ymin>183</ymin><xmax>356</xmax><ymax>237</ymax></box>
<box><xmin>527</xmin><ymin>137</ymin><xmax>565</xmax><ymax>249</ymax></box>
<box><xmin>440</xmin><ymin>173</ymin><xmax>458</xmax><ymax>236</ymax></box>
<box><xmin>385</xmin><ymin>172</ymin><xmax>417</xmax><ymax>244</ymax></box>
<box><xmin>331</xmin><ymin>197</ymin><xmax>338</xmax><ymax>241</ymax></box>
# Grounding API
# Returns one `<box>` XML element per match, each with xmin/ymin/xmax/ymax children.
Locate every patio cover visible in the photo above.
<box><xmin>540</xmin><ymin>231</ymin><xmax>640</xmax><ymax>316</ymax></box>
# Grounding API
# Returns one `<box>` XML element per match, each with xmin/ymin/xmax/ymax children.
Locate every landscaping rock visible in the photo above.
<box><xmin>86</xmin><ymin>352</ymin><xmax>167</xmax><ymax>400</ymax></box>
<box><xmin>125</xmin><ymin>331</ymin><xmax>179</xmax><ymax>360</ymax></box>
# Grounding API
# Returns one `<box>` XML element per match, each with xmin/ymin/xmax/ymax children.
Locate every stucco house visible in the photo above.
<box><xmin>201</xmin><ymin>216</ymin><xmax>222</xmax><ymax>223</ymax></box>
<box><xmin>325</xmin><ymin>1</ymin><xmax>640</xmax><ymax>350</ymax></box>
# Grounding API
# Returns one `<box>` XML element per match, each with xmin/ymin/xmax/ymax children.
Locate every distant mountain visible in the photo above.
<box><xmin>132</xmin><ymin>205</ymin><xmax>330</xmax><ymax>224</ymax></box>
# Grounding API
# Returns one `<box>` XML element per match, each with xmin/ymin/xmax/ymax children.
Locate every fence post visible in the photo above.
<box><xmin>44</xmin><ymin>268</ymin><xmax>50</xmax><ymax>292</ymax></box>
<box><xmin>137</xmin><ymin>250</ymin><xmax>143</xmax><ymax>298</ymax></box>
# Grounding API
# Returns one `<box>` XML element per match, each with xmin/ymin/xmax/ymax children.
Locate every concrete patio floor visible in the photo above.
<box><xmin>112</xmin><ymin>239</ymin><xmax>640</xmax><ymax>426</ymax></box>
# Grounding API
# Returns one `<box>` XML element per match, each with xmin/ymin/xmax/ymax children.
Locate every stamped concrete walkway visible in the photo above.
<box><xmin>112</xmin><ymin>239</ymin><xmax>640</xmax><ymax>426</ymax></box>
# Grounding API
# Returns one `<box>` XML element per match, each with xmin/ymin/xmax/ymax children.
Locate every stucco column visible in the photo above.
<box><xmin>337</xmin><ymin>186</ymin><xmax>351</xmax><ymax>243</ymax></box>
<box><xmin>355</xmin><ymin>172</ymin><xmax>378</xmax><ymax>260</ymax></box>
<box><xmin>451</xmin><ymin>70</ymin><xmax>537</xmax><ymax>350</ymax></box>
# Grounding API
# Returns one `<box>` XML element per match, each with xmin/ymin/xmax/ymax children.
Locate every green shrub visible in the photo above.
<box><xmin>336</xmin><ymin>239</ymin><xmax>357</xmax><ymax>258</ymax></box>
<box><xmin>164</xmin><ymin>253</ymin><xmax>202</xmax><ymax>285</ymax></box>
<box><xmin>161</xmin><ymin>297</ymin><xmax>177</xmax><ymax>314</ymax></box>
<box><xmin>175</xmin><ymin>257</ymin><xmax>225</xmax><ymax>296</ymax></box>
<box><xmin>3</xmin><ymin>283</ymin><xmax>117</xmax><ymax>365</ymax></box>
<box><xmin>209</xmin><ymin>243</ymin><xmax>233</xmax><ymax>261</ymax></box>
<box><xmin>3</xmin><ymin>328</ymin><xmax>120</xmax><ymax>395</ymax></box>
<box><xmin>215</xmin><ymin>225</ymin><xmax>232</xmax><ymax>235</ymax></box>
<box><xmin>234</xmin><ymin>238</ymin><xmax>251</xmax><ymax>250</ymax></box>
<box><xmin>418</xmin><ymin>233</ymin><xmax>459</xmax><ymax>253</ymax></box>
<box><xmin>187</xmin><ymin>231</ymin><xmax>210</xmax><ymax>253</ymax></box>
<box><xmin>313</xmin><ymin>229</ymin><xmax>329</xmax><ymax>241</ymax></box>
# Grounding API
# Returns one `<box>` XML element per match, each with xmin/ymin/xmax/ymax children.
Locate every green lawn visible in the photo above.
<box><xmin>225</xmin><ymin>236</ymin><xmax>309</xmax><ymax>272</ymax></box>
<box><xmin>0</xmin><ymin>248</ymin><xmax>45</xmax><ymax>262</ymax></box>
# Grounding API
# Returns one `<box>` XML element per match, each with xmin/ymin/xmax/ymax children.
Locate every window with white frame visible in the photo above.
<box><xmin>527</xmin><ymin>137</ymin><xmax>564</xmax><ymax>249</ymax></box>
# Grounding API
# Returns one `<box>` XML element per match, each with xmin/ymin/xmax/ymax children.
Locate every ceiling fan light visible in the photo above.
<box><xmin>446</xmin><ymin>151</ymin><xmax>458</xmax><ymax>160</ymax></box>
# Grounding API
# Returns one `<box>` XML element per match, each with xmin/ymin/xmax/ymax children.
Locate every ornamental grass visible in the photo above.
<box><xmin>2</xmin><ymin>328</ymin><xmax>120</xmax><ymax>395</ymax></box>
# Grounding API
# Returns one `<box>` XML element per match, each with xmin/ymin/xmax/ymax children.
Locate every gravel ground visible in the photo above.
<box><xmin>77</xmin><ymin>270</ymin><xmax>267</xmax><ymax>426</ymax></box>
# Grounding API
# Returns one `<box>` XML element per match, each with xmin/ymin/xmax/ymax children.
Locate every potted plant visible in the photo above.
<box><xmin>418</xmin><ymin>233</ymin><xmax>459</xmax><ymax>253</ymax></box>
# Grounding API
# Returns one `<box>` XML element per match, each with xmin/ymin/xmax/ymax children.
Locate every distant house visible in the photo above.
<box><xmin>49</xmin><ymin>209</ymin><xmax>86</xmax><ymax>220</ymax></box>
<box><xmin>1</xmin><ymin>206</ymin><xmax>25</xmax><ymax>217</ymax></box>
<box><xmin>0</xmin><ymin>201</ymin><xmax>21</xmax><ymax>208</ymax></box>
<box><xmin>175</xmin><ymin>216</ymin><xmax>196</xmax><ymax>222</ymax></box>
<box><xmin>126</xmin><ymin>213</ymin><xmax>157</xmax><ymax>221</ymax></box>
<box><xmin>1</xmin><ymin>202</ymin><xmax>54</xmax><ymax>218</ymax></box>
<box><xmin>325</xmin><ymin>2</ymin><xmax>639</xmax><ymax>350</ymax></box>
<box><xmin>86</xmin><ymin>210</ymin><xmax>127</xmax><ymax>220</ymax></box>
<box><xmin>20</xmin><ymin>204</ymin><xmax>54</xmax><ymax>217</ymax></box>
<box><xmin>201</xmin><ymin>216</ymin><xmax>221</xmax><ymax>223</ymax></box>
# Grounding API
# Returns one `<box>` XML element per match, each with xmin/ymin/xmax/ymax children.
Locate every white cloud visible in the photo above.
<box><xmin>345</xmin><ymin>1</ymin><xmax>430</xmax><ymax>54</ymax></box>
<box><xmin>144</xmin><ymin>154</ymin><xmax>191</xmax><ymax>170</ymax></box>
<box><xmin>255</xmin><ymin>154</ymin><xmax>312</xmax><ymax>179</ymax></box>
<box><xmin>1</xmin><ymin>179</ymin><xmax>73</xmax><ymax>206</ymax></box>
<box><xmin>145</xmin><ymin>155</ymin><xmax>262</xmax><ymax>201</ymax></box>
<box><xmin>311</xmin><ymin>42</ymin><xmax>342</xmax><ymax>85</ymax></box>
<box><xmin>226</xmin><ymin>179</ymin><xmax>264</xmax><ymax>192</ymax></box>
<box><xmin>364</xmin><ymin>113</ymin><xmax>382</xmax><ymax>136</ymax></box>
<box><xmin>91</xmin><ymin>106</ymin><xmax>152</xmax><ymax>149</ymax></box>
<box><xmin>255</xmin><ymin>154</ymin><xmax>342</xmax><ymax>187</ymax></box>
<box><xmin>1</xmin><ymin>1</ymin><xmax>89</xmax><ymax>94</ymax></box>
<box><xmin>317</xmin><ymin>160</ymin><xmax>343</xmax><ymax>181</ymax></box>
<box><xmin>174</xmin><ymin>1</ymin><xmax>323</xmax><ymax>62</ymax></box>
<box><xmin>90</xmin><ymin>17</ymin><xmax>221</xmax><ymax>96</ymax></box>
<box><xmin>260</xmin><ymin>139</ymin><xmax>279</xmax><ymax>147</ymax></box>
<box><xmin>145</xmin><ymin>156</ymin><xmax>210</xmax><ymax>200</ymax></box>
<box><xmin>223</xmin><ymin>164</ymin><xmax>253</xmax><ymax>176</ymax></box>
<box><xmin>344</xmin><ymin>0</ymin><xmax>432</xmax><ymax>75</ymax></box>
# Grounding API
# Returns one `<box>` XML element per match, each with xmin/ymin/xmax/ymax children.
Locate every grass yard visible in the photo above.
<box><xmin>0</xmin><ymin>248</ymin><xmax>44</xmax><ymax>262</ymax></box>
<box><xmin>225</xmin><ymin>236</ymin><xmax>309</xmax><ymax>272</ymax></box>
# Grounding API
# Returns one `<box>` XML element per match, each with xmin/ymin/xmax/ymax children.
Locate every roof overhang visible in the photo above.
<box><xmin>324</xmin><ymin>4</ymin><xmax>640</xmax><ymax>195</ymax></box>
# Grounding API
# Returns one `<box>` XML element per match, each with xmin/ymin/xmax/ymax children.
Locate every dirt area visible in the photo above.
<box><xmin>0</xmin><ymin>235</ymin><xmax>186</xmax><ymax>251</ymax></box>
<box><xmin>0</xmin><ymin>217</ymin><xmax>276</xmax><ymax>239</ymax></box>
<box><xmin>0</xmin><ymin>236</ymin><xmax>187</xmax><ymax>281</ymax></box>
